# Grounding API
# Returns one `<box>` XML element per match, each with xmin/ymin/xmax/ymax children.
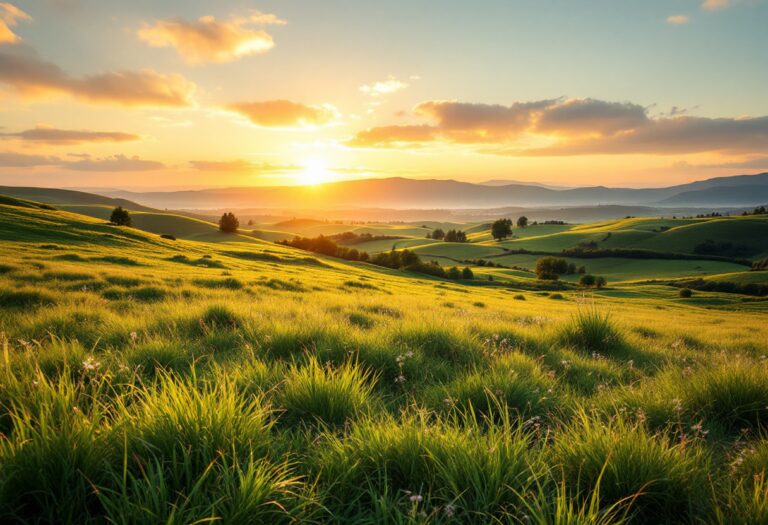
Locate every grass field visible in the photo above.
<box><xmin>1</xmin><ymin>197</ymin><xmax>768</xmax><ymax>523</ymax></box>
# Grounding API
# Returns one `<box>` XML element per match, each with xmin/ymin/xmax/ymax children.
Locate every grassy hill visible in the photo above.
<box><xmin>1</xmin><ymin>197</ymin><xmax>768</xmax><ymax>523</ymax></box>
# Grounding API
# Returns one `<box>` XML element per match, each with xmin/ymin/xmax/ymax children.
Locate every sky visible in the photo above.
<box><xmin>0</xmin><ymin>0</ymin><xmax>767</xmax><ymax>190</ymax></box>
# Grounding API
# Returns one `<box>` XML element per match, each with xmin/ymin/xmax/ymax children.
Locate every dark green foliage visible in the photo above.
<box><xmin>218</xmin><ymin>212</ymin><xmax>240</xmax><ymax>233</ymax></box>
<box><xmin>579</xmin><ymin>274</ymin><xmax>597</xmax><ymax>287</ymax></box>
<box><xmin>444</xmin><ymin>229</ymin><xmax>468</xmax><ymax>242</ymax></box>
<box><xmin>535</xmin><ymin>257</ymin><xmax>569</xmax><ymax>280</ymax></box>
<box><xmin>560</xmin><ymin>308</ymin><xmax>623</xmax><ymax>353</ymax></box>
<box><xmin>517</xmin><ymin>215</ymin><xmax>529</xmax><ymax>228</ymax></box>
<box><xmin>109</xmin><ymin>206</ymin><xmax>132</xmax><ymax>226</ymax></box>
<box><xmin>491</xmin><ymin>218</ymin><xmax>513</xmax><ymax>241</ymax></box>
<box><xmin>679</xmin><ymin>287</ymin><xmax>693</xmax><ymax>298</ymax></box>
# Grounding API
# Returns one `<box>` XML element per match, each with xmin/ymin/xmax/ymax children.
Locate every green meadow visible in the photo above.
<box><xmin>1</xmin><ymin>196</ymin><xmax>768</xmax><ymax>523</ymax></box>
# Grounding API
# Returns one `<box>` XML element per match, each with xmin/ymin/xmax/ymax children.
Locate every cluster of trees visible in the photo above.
<box><xmin>489</xmin><ymin>216</ymin><xmax>531</xmax><ymax>241</ymax></box>
<box><xmin>752</xmin><ymin>258</ymin><xmax>768</xmax><ymax>271</ymax></box>
<box><xmin>427</xmin><ymin>229</ymin><xmax>468</xmax><ymax>242</ymax></box>
<box><xmin>578</xmin><ymin>274</ymin><xmax>607</xmax><ymax>288</ymax></box>
<box><xmin>464</xmin><ymin>259</ymin><xmax>509</xmax><ymax>268</ymax></box>
<box><xmin>279</xmin><ymin>236</ymin><xmax>474</xmax><ymax>281</ymax></box>
<box><xmin>330</xmin><ymin>232</ymin><xmax>402</xmax><ymax>245</ymax></box>
<box><xmin>534</xmin><ymin>257</ymin><xmax>583</xmax><ymax>280</ymax></box>
<box><xmin>219</xmin><ymin>212</ymin><xmax>240</xmax><ymax>233</ymax></box>
<box><xmin>109</xmin><ymin>206</ymin><xmax>132</xmax><ymax>226</ymax></box>
<box><xmin>742</xmin><ymin>205</ymin><xmax>767</xmax><ymax>216</ymax></box>
<box><xmin>693</xmin><ymin>239</ymin><xmax>757</xmax><ymax>257</ymax></box>
<box><xmin>673</xmin><ymin>278</ymin><xmax>768</xmax><ymax>297</ymax></box>
<box><xmin>278</xmin><ymin>236</ymin><xmax>370</xmax><ymax>261</ymax></box>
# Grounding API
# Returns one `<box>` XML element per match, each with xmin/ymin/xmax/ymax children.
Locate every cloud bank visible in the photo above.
<box><xmin>347</xmin><ymin>97</ymin><xmax>768</xmax><ymax>157</ymax></box>
<box><xmin>1</xmin><ymin>126</ymin><xmax>140</xmax><ymax>144</ymax></box>
<box><xmin>0</xmin><ymin>48</ymin><xmax>196</xmax><ymax>106</ymax></box>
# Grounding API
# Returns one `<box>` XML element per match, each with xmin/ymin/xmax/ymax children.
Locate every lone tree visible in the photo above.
<box><xmin>595</xmin><ymin>276</ymin><xmax>607</xmax><ymax>289</ymax></box>
<box><xmin>109</xmin><ymin>206</ymin><xmax>132</xmax><ymax>226</ymax></box>
<box><xmin>491</xmin><ymin>218</ymin><xmax>513</xmax><ymax>241</ymax></box>
<box><xmin>219</xmin><ymin>212</ymin><xmax>240</xmax><ymax>233</ymax></box>
<box><xmin>516</xmin><ymin>216</ymin><xmax>529</xmax><ymax>228</ymax></box>
<box><xmin>579</xmin><ymin>274</ymin><xmax>596</xmax><ymax>288</ymax></box>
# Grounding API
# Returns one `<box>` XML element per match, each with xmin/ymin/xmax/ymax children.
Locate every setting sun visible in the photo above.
<box><xmin>297</xmin><ymin>158</ymin><xmax>331</xmax><ymax>186</ymax></box>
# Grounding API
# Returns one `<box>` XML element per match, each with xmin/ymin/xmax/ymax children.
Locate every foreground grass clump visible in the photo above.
<box><xmin>313</xmin><ymin>408</ymin><xmax>542</xmax><ymax>520</ymax></box>
<box><xmin>278</xmin><ymin>357</ymin><xmax>377</xmax><ymax>426</ymax></box>
<box><xmin>559</xmin><ymin>307</ymin><xmax>624</xmax><ymax>354</ymax></box>
<box><xmin>554</xmin><ymin>412</ymin><xmax>710</xmax><ymax>522</ymax></box>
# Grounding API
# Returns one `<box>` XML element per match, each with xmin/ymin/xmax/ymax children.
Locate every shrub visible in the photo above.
<box><xmin>278</xmin><ymin>357</ymin><xmax>376</xmax><ymax>426</ymax></box>
<box><xmin>580</xmin><ymin>274</ymin><xmax>597</xmax><ymax>287</ymax></box>
<box><xmin>160</xmin><ymin>234</ymin><xmax>176</xmax><ymax>241</ymax></box>
<box><xmin>219</xmin><ymin>212</ymin><xmax>240</xmax><ymax>233</ymax></box>
<box><xmin>110</xmin><ymin>206</ymin><xmax>131</xmax><ymax>226</ymax></box>
<box><xmin>679</xmin><ymin>287</ymin><xmax>693</xmax><ymax>298</ymax></box>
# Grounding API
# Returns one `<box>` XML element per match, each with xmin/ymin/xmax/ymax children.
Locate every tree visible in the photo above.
<box><xmin>579</xmin><ymin>274</ymin><xmax>596</xmax><ymax>287</ymax></box>
<box><xmin>110</xmin><ymin>206</ymin><xmax>132</xmax><ymax>226</ymax></box>
<box><xmin>431</xmin><ymin>228</ymin><xmax>445</xmax><ymax>240</ymax></box>
<box><xmin>444</xmin><ymin>229</ymin><xmax>467</xmax><ymax>242</ymax></box>
<box><xmin>491</xmin><ymin>218</ymin><xmax>513</xmax><ymax>241</ymax></box>
<box><xmin>516</xmin><ymin>216</ymin><xmax>529</xmax><ymax>228</ymax></box>
<box><xmin>595</xmin><ymin>276</ymin><xmax>607</xmax><ymax>289</ymax></box>
<box><xmin>577</xmin><ymin>265</ymin><xmax>586</xmax><ymax>274</ymax></box>
<box><xmin>535</xmin><ymin>256</ymin><xmax>569</xmax><ymax>280</ymax></box>
<box><xmin>461</xmin><ymin>267</ymin><xmax>474</xmax><ymax>279</ymax></box>
<box><xmin>219</xmin><ymin>212</ymin><xmax>240</xmax><ymax>233</ymax></box>
<box><xmin>447</xmin><ymin>266</ymin><xmax>462</xmax><ymax>279</ymax></box>
<box><xmin>679</xmin><ymin>287</ymin><xmax>692</xmax><ymax>298</ymax></box>
<box><xmin>567</xmin><ymin>262</ymin><xmax>576</xmax><ymax>275</ymax></box>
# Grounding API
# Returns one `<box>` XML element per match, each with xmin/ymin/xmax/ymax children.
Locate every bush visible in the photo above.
<box><xmin>219</xmin><ymin>212</ymin><xmax>240</xmax><ymax>233</ymax></box>
<box><xmin>579</xmin><ymin>274</ymin><xmax>597</xmax><ymax>287</ymax></box>
<box><xmin>110</xmin><ymin>206</ymin><xmax>131</xmax><ymax>226</ymax></box>
<box><xmin>679</xmin><ymin>287</ymin><xmax>693</xmax><ymax>298</ymax></box>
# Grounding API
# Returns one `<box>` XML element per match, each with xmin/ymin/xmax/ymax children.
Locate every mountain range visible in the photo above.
<box><xmin>89</xmin><ymin>172</ymin><xmax>768</xmax><ymax>210</ymax></box>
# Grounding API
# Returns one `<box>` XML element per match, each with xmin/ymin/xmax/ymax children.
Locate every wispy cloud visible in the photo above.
<box><xmin>0</xmin><ymin>126</ymin><xmax>140</xmax><ymax>144</ymax></box>
<box><xmin>226</xmin><ymin>100</ymin><xmax>339</xmax><ymax>128</ymax></box>
<box><xmin>360</xmin><ymin>76</ymin><xmax>409</xmax><ymax>97</ymax></box>
<box><xmin>0</xmin><ymin>47</ymin><xmax>196</xmax><ymax>106</ymax></box>
<box><xmin>666</xmin><ymin>14</ymin><xmax>690</xmax><ymax>25</ymax></box>
<box><xmin>0</xmin><ymin>3</ymin><xmax>30</xmax><ymax>45</ymax></box>
<box><xmin>0</xmin><ymin>151</ymin><xmax>164</xmax><ymax>171</ymax></box>
<box><xmin>189</xmin><ymin>159</ymin><xmax>300</xmax><ymax>173</ymax></box>
<box><xmin>138</xmin><ymin>12</ymin><xmax>285</xmax><ymax>64</ymax></box>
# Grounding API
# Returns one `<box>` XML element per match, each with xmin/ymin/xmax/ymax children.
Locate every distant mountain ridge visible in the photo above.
<box><xmin>2</xmin><ymin>172</ymin><xmax>767</xmax><ymax>212</ymax></box>
<box><xmin>93</xmin><ymin>172</ymin><xmax>768</xmax><ymax>210</ymax></box>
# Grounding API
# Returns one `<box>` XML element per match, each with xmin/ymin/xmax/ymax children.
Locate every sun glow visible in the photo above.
<box><xmin>297</xmin><ymin>158</ymin><xmax>331</xmax><ymax>186</ymax></box>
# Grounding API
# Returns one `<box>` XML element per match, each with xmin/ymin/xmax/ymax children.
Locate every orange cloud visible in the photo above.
<box><xmin>702</xmin><ymin>0</ymin><xmax>731</xmax><ymax>11</ymax></box>
<box><xmin>1</xmin><ymin>126</ymin><xmax>140</xmax><ymax>144</ymax></box>
<box><xmin>0</xmin><ymin>48</ymin><xmax>196</xmax><ymax>106</ymax></box>
<box><xmin>227</xmin><ymin>100</ymin><xmax>339</xmax><ymax>128</ymax></box>
<box><xmin>345</xmin><ymin>125</ymin><xmax>437</xmax><ymax>147</ymax></box>
<box><xmin>0</xmin><ymin>151</ymin><xmax>163</xmax><ymax>170</ymax></box>
<box><xmin>0</xmin><ymin>3</ymin><xmax>30</xmax><ymax>45</ymax></box>
<box><xmin>138</xmin><ymin>12</ymin><xmax>284</xmax><ymax>64</ymax></box>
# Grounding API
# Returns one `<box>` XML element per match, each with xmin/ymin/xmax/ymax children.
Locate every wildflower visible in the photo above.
<box><xmin>443</xmin><ymin>504</ymin><xmax>456</xmax><ymax>517</ymax></box>
<box><xmin>82</xmin><ymin>356</ymin><xmax>101</xmax><ymax>372</ymax></box>
<box><xmin>409</xmin><ymin>494</ymin><xmax>423</xmax><ymax>503</ymax></box>
<box><xmin>394</xmin><ymin>374</ymin><xmax>406</xmax><ymax>384</ymax></box>
<box><xmin>129</xmin><ymin>331</ymin><xmax>138</xmax><ymax>343</ymax></box>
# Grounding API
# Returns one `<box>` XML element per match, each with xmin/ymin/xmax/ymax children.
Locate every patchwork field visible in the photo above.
<box><xmin>1</xmin><ymin>197</ymin><xmax>768</xmax><ymax>523</ymax></box>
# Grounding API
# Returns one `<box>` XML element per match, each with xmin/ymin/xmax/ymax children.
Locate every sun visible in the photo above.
<box><xmin>297</xmin><ymin>158</ymin><xmax>331</xmax><ymax>186</ymax></box>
